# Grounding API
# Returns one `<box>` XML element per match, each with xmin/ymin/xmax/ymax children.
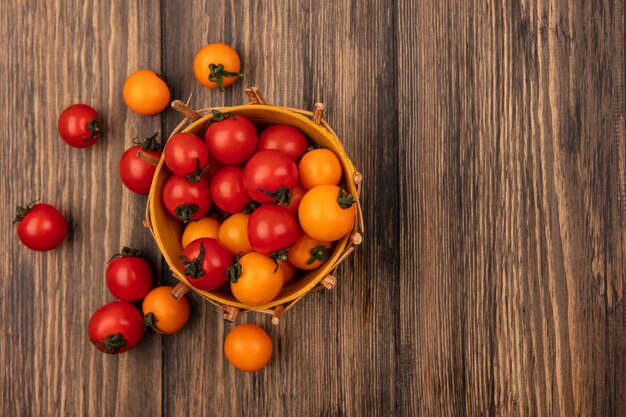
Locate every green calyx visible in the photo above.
<box><xmin>209</xmin><ymin>109</ymin><xmax>233</xmax><ymax>122</ymax></box>
<box><xmin>242</xmin><ymin>201</ymin><xmax>260</xmax><ymax>214</ymax></box>
<box><xmin>143</xmin><ymin>312</ymin><xmax>161</xmax><ymax>334</ymax></box>
<box><xmin>270</xmin><ymin>248</ymin><xmax>292</xmax><ymax>272</ymax></box>
<box><xmin>135</xmin><ymin>132</ymin><xmax>161</xmax><ymax>152</ymax></box>
<box><xmin>180</xmin><ymin>242</ymin><xmax>206</xmax><ymax>278</ymax></box>
<box><xmin>337</xmin><ymin>189</ymin><xmax>356</xmax><ymax>209</ymax></box>
<box><xmin>258</xmin><ymin>187</ymin><xmax>292</xmax><ymax>205</ymax></box>
<box><xmin>94</xmin><ymin>333</ymin><xmax>127</xmax><ymax>354</ymax></box>
<box><xmin>83</xmin><ymin>117</ymin><xmax>104</xmax><ymax>143</ymax></box>
<box><xmin>13</xmin><ymin>200</ymin><xmax>38</xmax><ymax>224</ymax></box>
<box><xmin>185</xmin><ymin>158</ymin><xmax>210</xmax><ymax>183</ymax></box>
<box><xmin>175</xmin><ymin>204</ymin><xmax>199</xmax><ymax>223</ymax></box>
<box><xmin>208</xmin><ymin>64</ymin><xmax>243</xmax><ymax>92</ymax></box>
<box><xmin>108</xmin><ymin>246</ymin><xmax>144</xmax><ymax>263</ymax></box>
<box><xmin>225</xmin><ymin>257</ymin><xmax>242</xmax><ymax>283</ymax></box>
<box><xmin>307</xmin><ymin>245</ymin><xmax>331</xmax><ymax>265</ymax></box>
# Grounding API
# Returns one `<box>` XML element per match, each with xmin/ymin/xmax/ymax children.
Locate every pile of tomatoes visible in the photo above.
<box><xmin>160</xmin><ymin>111</ymin><xmax>356</xmax><ymax>307</ymax></box>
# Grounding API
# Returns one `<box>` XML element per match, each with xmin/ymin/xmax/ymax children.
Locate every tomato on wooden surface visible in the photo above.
<box><xmin>88</xmin><ymin>301</ymin><xmax>144</xmax><ymax>354</ymax></box>
<box><xmin>299</xmin><ymin>185</ymin><xmax>356</xmax><ymax>241</ymax></box>
<box><xmin>227</xmin><ymin>252</ymin><xmax>283</xmax><ymax>306</ymax></box>
<box><xmin>210</xmin><ymin>166</ymin><xmax>251</xmax><ymax>213</ymax></box>
<box><xmin>162</xmin><ymin>175</ymin><xmax>211</xmax><ymax>222</ymax></box>
<box><xmin>58</xmin><ymin>104</ymin><xmax>103</xmax><ymax>148</ymax></box>
<box><xmin>123</xmin><ymin>70</ymin><xmax>170</xmax><ymax>115</ymax></box>
<box><xmin>119</xmin><ymin>133</ymin><xmax>161</xmax><ymax>195</ymax></box>
<box><xmin>180</xmin><ymin>238</ymin><xmax>231</xmax><ymax>291</ymax></box>
<box><xmin>14</xmin><ymin>202</ymin><xmax>67</xmax><ymax>251</ymax></box>
<box><xmin>257</xmin><ymin>125</ymin><xmax>308</xmax><ymax>160</ymax></box>
<box><xmin>142</xmin><ymin>286</ymin><xmax>190</xmax><ymax>335</ymax></box>
<box><xmin>193</xmin><ymin>43</ymin><xmax>242</xmax><ymax>91</ymax></box>
<box><xmin>181</xmin><ymin>217</ymin><xmax>221</xmax><ymax>248</ymax></box>
<box><xmin>243</xmin><ymin>149</ymin><xmax>298</xmax><ymax>204</ymax></box>
<box><xmin>106</xmin><ymin>247</ymin><xmax>153</xmax><ymax>302</ymax></box>
<box><xmin>287</xmin><ymin>231</ymin><xmax>332</xmax><ymax>270</ymax></box>
<box><xmin>248</xmin><ymin>205</ymin><xmax>298</xmax><ymax>257</ymax></box>
<box><xmin>224</xmin><ymin>324</ymin><xmax>273</xmax><ymax>372</ymax></box>
<box><xmin>203</xmin><ymin>111</ymin><xmax>258</xmax><ymax>165</ymax></box>
<box><xmin>298</xmin><ymin>149</ymin><xmax>343</xmax><ymax>189</ymax></box>
<box><xmin>164</xmin><ymin>132</ymin><xmax>210</xmax><ymax>176</ymax></box>
<box><xmin>217</xmin><ymin>213</ymin><xmax>254</xmax><ymax>256</ymax></box>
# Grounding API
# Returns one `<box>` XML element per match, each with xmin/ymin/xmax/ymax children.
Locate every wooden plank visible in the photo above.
<box><xmin>161</xmin><ymin>1</ymin><xmax>399</xmax><ymax>416</ymax></box>
<box><xmin>0</xmin><ymin>1</ymin><xmax>164</xmax><ymax>416</ymax></box>
<box><xmin>400</xmin><ymin>0</ymin><xmax>626</xmax><ymax>415</ymax></box>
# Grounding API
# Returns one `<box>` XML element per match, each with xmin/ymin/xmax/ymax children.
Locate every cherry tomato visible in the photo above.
<box><xmin>106</xmin><ymin>247</ymin><xmax>153</xmax><ymax>302</ymax></box>
<box><xmin>123</xmin><ymin>70</ymin><xmax>170</xmax><ymax>115</ymax></box>
<box><xmin>210</xmin><ymin>166</ymin><xmax>251</xmax><ymax>213</ymax></box>
<box><xmin>203</xmin><ymin>112</ymin><xmax>258</xmax><ymax>165</ymax></box>
<box><xmin>281</xmin><ymin>183</ymin><xmax>305</xmax><ymax>217</ymax></box>
<box><xmin>248</xmin><ymin>205</ymin><xmax>298</xmax><ymax>256</ymax></box>
<box><xmin>224</xmin><ymin>324</ymin><xmax>273</xmax><ymax>372</ymax></box>
<box><xmin>58</xmin><ymin>104</ymin><xmax>103</xmax><ymax>148</ymax></box>
<box><xmin>217</xmin><ymin>213</ymin><xmax>254</xmax><ymax>256</ymax></box>
<box><xmin>193</xmin><ymin>43</ymin><xmax>242</xmax><ymax>91</ymax></box>
<box><xmin>88</xmin><ymin>301</ymin><xmax>144</xmax><ymax>354</ymax></box>
<box><xmin>181</xmin><ymin>217</ymin><xmax>221</xmax><ymax>248</ymax></box>
<box><xmin>180</xmin><ymin>238</ymin><xmax>231</xmax><ymax>291</ymax></box>
<box><xmin>14</xmin><ymin>202</ymin><xmax>67</xmax><ymax>251</ymax></box>
<box><xmin>228</xmin><ymin>252</ymin><xmax>283</xmax><ymax>306</ymax></box>
<box><xmin>119</xmin><ymin>133</ymin><xmax>162</xmax><ymax>195</ymax></box>
<box><xmin>288</xmin><ymin>231</ymin><xmax>332</xmax><ymax>270</ymax></box>
<box><xmin>277</xmin><ymin>260</ymin><xmax>297</xmax><ymax>284</ymax></box>
<box><xmin>162</xmin><ymin>175</ymin><xmax>211</xmax><ymax>222</ymax></box>
<box><xmin>164</xmin><ymin>133</ymin><xmax>209</xmax><ymax>176</ymax></box>
<box><xmin>298</xmin><ymin>149</ymin><xmax>343</xmax><ymax>189</ymax></box>
<box><xmin>299</xmin><ymin>185</ymin><xmax>356</xmax><ymax>241</ymax></box>
<box><xmin>243</xmin><ymin>150</ymin><xmax>298</xmax><ymax>204</ymax></box>
<box><xmin>257</xmin><ymin>125</ymin><xmax>308</xmax><ymax>160</ymax></box>
<box><xmin>142</xmin><ymin>286</ymin><xmax>190</xmax><ymax>335</ymax></box>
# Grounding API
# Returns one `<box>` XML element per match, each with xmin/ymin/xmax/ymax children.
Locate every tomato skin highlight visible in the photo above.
<box><xmin>164</xmin><ymin>133</ymin><xmax>209</xmax><ymax>175</ymax></box>
<box><xmin>210</xmin><ymin>166</ymin><xmax>252</xmax><ymax>213</ymax></box>
<box><xmin>106</xmin><ymin>252</ymin><xmax>153</xmax><ymax>302</ymax></box>
<box><xmin>123</xmin><ymin>70</ymin><xmax>170</xmax><ymax>115</ymax></box>
<box><xmin>142</xmin><ymin>286</ymin><xmax>190</xmax><ymax>335</ymax></box>
<box><xmin>203</xmin><ymin>115</ymin><xmax>258</xmax><ymax>165</ymax></box>
<box><xmin>248</xmin><ymin>205</ymin><xmax>298</xmax><ymax>256</ymax></box>
<box><xmin>88</xmin><ymin>301</ymin><xmax>144</xmax><ymax>354</ymax></box>
<box><xmin>119</xmin><ymin>145</ymin><xmax>161</xmax><ymax>195</ymax></box>
<box><xmin>224</xmin><ymin>324</ymin><xmax>273</xmax><ymax>372</ymax></box>
<box><xmin>243</xmin><ymin>150</ymin><xmax>298</xmax><ymax>203</ymax></box>
<box><xmin>15</xmin><ymin>203</ymin><xmax>67</xmax><ymax>251</ymax></box>
<box><xmin>180</xmin><ymin>238</ymin><xmax>232</xmax><ymax>291</ymax></box>
<box><xmin>58</xmin><ymin>104</ymin><xmax>103</xmax><ymax>148</ymax></box>
<box><xmin>257</xmin><ymin>125</ymin><xmax>308</xmax><ymax>160</ymax></box>
<box><xmin>162</xmin><ymin>175</ymin><xmax>212</xmax><ymax>222</ymax></box>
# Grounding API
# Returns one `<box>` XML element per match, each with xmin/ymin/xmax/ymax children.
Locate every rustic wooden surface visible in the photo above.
<box><xmin>1</xmin><ymin>0</ymin><xmax>624</xmax><ymax>416</ymax></box>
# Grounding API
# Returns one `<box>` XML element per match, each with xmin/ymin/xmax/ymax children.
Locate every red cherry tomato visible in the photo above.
<box><xmin>14</xmin><ymin>202</ymin><xmax>67</xmax><ymax>251</ymax></box>
<box><xmin>58</xmin><ymin>104</ymin><xmax>103</xmax><ymax>148</ymax></box>
<box><xmin>248</xmin><ymin>205</ymin><xmax>298</xmax><ymax>256</ymax></box>
<box><xmin>88</xmin><ymin>301</ymin><xmax>144</xmax><ymax>354</ymax></box>
<box><xmin>257</xmin><ymin>125</ymin><xmax>308</xmax><ymax>160</ymax></box>
<box><xmin>210</xmin><ymin>166</ymin><xmax>251</xmax><ymax>213</ymax></box>
<box><xmin>281</xmin><ymin>183</ymin><xmax>306</xmax><ymax>217</ymax></box>
<box><xmin>179</xmin><ymin>238</ymin><xmax>232</xmax><ymax>291</ymax></box>
<box><xmin>162</xmin><ymin>175</ymin><xmax>211</xmax><ymax>222</ymax></box>
<box><xmin>119</xmin><ymin>134</ymin><xmax>162</xmax><ymax>195</ymax></box>
<box><xmin>106</xmin><ymin>247</ymin><xmax>153</xmax><ymax>302</ymax></box>
<box><xmin>203</xmin><ymin>112</ymin><xmax>258</xmax><ymax>165</ymax></box>
<box><xmin>164</xmin><ymin>133</ymin><xmax>210</xmax><ymax>175</ymax></box>
<box><xmin>243</xmin><ymin>150</ymin><xmax>298</xmax><ymax>204</ymax></box>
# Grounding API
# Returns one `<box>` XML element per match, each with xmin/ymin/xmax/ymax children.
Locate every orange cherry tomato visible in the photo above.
<box><xmin>218</xmin><ymin>213</ymin><xmax>253</xmax><ymax>256</ymax></box>
<box><xmin>182</xmin><ymin>217</ymin><xmax>221</xmax><ymax>248</ymax></box>
<box><xmin>298</xmin><ymin>149</ymin><xmax>343</xmax><ymax>189</ymax></box>
<box><xmin>288</xmin><ymin>231</ymin><xmax>332</xmax><ymax>270</ymax></box>
<box><xmin>229</xmin><ymin>252</ymin><xmax>283</xmax><ymax>306</ymax></box>
<box><xmin>281</xmin><ymin>183</ymin><xmax>306</xmax><ymax>217</ymax></box>
<box><xmin>277</xmin><ymin>259</ymin><xmax>297</xmax><ymax>284</ymax></box>
<box><xmin>193</xmin><ymin>43</ymin><xmax>242</xmax><ymax>91</ymax></box>
<box><xmin>142</xmin><ymin>286</ymin><xmax>190</xmax><ymax>335</ymax></box>
<box><xmin>299</xmin><ymin>185</ymin><xmax>356</xmax><ymax>241</ymax></box>
<box><xmin>224</xmin><ymin>324</ymin><xmax>272</xmax><ymax>372</ymax></box>
<box><xmin>123</xmin><ymin>70</ymin><xmax>171</xmax><ymax>115</ymax></box>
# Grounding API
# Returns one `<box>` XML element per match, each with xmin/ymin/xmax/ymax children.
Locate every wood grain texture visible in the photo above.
<box><xmin>1</xmin><ymin>0</ymin><xmax>624</xmax><ymax>416</ymax></box>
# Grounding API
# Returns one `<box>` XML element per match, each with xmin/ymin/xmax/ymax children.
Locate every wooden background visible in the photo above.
<box><xmin>1</xmin><ymin>0</ymin><xmax>625</xmax><ymax>416</ymax></box>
